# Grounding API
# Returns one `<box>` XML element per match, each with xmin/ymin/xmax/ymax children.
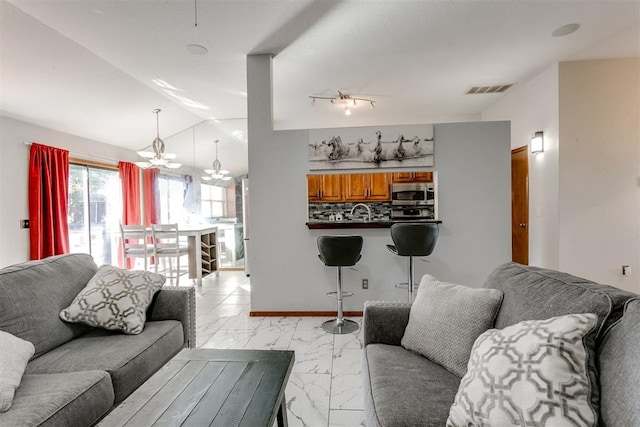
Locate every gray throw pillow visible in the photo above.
<box><xmin>401</xmin><ymin>278</ymin><xmax>503</xmax><ymax>377</ymax></box>
<box><xmin>447</xmin><ymin>313</ymin><xmax>599</xmax><ymax>427</ymax></box>
<box><xmin>60</xmin><ymin>265</ymin><xmax>165</xmax><ymax>335</ymax></box>
<box><xmin>0</xmin><ymin>331</ymin><xmax>35</xmax><ymax>412</ymax></box>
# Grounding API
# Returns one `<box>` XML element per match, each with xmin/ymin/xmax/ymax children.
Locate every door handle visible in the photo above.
<box><xmin>519</xmin><ymin>223</ymin><xmax>527</xmax><ymax>228</ymax></box>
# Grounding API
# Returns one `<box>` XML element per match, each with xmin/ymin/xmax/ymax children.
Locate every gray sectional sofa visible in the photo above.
<box><xmin>363</xmin><ymin>262</ymin><xmax>639</xmax><ymax>427</ymax></box>
<box><xmin>0</xmin><ymin>253</ymin><xmax>195</xmax><ymax>426</ymax></box>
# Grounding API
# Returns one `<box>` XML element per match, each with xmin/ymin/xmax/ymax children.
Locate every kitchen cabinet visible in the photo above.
<box><xmin>369</xmin><ymin>173</ymin><xmax>392</xmax><ymax>200</ymax></box>
<box><xmin>343</xmin><ymin>173</ymin><xmax>391</xmax><ymax>202</ymax></box>
<box><xmin>307</xmin><ymin>174</ymin><xmax>344</xmax><ymax>202</ymax></box>
<box><xmin>307</xmin><ymin>175</ymin><xmax>321</xmax><ymax>201</ymax></box>
<box><xmin>343</xmin><ymin>174</ymin><xmax>367</xmax><ymax>201</ymax></box>
<box><xmin>391</xmin><ymin>171</ymin><xmax>433</xmax><ymax>183</ymax></box>
<box><xmin>309</xmin><ymin>171</ymin><xmax>436</xmax><ymax>202</ymax></box>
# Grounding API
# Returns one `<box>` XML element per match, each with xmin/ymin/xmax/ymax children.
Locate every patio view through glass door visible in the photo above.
<box><xmin>68</xmin><ymin>164</ymin><xmax>121</xmax><ymax>265</ymax></box>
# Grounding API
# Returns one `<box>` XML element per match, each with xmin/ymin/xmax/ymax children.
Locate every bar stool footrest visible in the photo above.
<box><xmin>326</xmin><ymin>291</ymin><xmax>355</xmax><ymax>298</ymax></box>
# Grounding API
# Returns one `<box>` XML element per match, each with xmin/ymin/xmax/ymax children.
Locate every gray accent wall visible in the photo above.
<box><xmin>247</xmin><ymin>54</ymin><xmax>511</xmax><ymax>311</ymax></box>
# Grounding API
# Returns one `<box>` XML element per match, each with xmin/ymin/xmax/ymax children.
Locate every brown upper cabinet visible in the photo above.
<box><xmin>308</xmin><ymin>170</ymin><xmax>432</xmax><ymax>203</ymax></box>
<box><xmin>391</xmin><ymin>171</ymin><xmax>433</xmax><ymax>183</ymax></box>
<box><xmin>307</xmin><ymin>175</ymin><xmax>321</xmax><ymax>201</ymax></box>
<box><xmin>307</xmin><ymin>174</ymin><xmax>343</xmax><ymax>202</ymax></box>
<box><xmin>343</xmin><ymin>173</ymin><xmax>391</xmax><ymax>202</ymax></box>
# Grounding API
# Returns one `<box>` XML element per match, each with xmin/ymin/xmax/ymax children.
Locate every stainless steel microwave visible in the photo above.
<box><xmin>391</xmin><ymin>182</ymin><xmax>435</xmax><ymax>206</ymax></box>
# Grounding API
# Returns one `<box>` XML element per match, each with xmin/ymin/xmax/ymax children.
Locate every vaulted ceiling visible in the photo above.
<box><xmin>2</xmin><ymin>0</ymin><xmax>639</xmax><ymax>176</ymax></box>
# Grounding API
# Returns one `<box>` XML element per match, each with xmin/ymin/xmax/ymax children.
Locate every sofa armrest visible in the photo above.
<box><xmin>363</xmin><ymin>301</ymin><xmax>412</xmax><ymax>346</ymax></box>
<box><xmin>149</xmin><ymin>286</ymin><xmax>196</xmax><ymax>348</ymax></box>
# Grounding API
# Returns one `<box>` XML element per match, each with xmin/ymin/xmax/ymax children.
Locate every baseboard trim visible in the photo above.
<box><xmin>249</xmin><ymin>311</ymin><xmax>363</xmax><ymax>317</ymax></box>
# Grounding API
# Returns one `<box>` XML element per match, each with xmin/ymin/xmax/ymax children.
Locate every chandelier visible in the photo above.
<box><xmin>202</xmin><ymin>140</ymin><xmax>231</xmax><ymax>182</ymax></box>
<box><xmin>135</xmin><ymin>109</ymin><xmax>181</xmax><ymax>169</ymax></box>
<box><xmin>309</xmin><ymin>91</ymin><xmax>376</xmax><ymax>116</ymax></box>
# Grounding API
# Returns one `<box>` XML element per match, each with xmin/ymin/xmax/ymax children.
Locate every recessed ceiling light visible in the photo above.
<box><xmin>552</xmin><ymin>23</ymin><xmax>580</xmax><ymax>37</ymax></box>
<box><xmin>186</xmin><ymin>44</ymin><xmax>208</xmax><ymax>55</ymax></box>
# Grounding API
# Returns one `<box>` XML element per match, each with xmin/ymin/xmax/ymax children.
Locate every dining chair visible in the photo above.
<box><xmin>151</xmin><ymin>223</ymin><xmax>189</xmax><ymax>285</ymax></box>
<box><xmin>120</xmin><ymin>224</ymin><xmax>154</xmax><ymax>270</ymax></box>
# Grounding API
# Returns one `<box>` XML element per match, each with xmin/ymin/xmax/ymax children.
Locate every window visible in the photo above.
<box><xmin>158</xmin><ymin>174</ymin><xmax>186</xmax><ymax>224</ymax></box>
<box><xmin>68</xmin><ymin>163</ymin><xmax>121</xmax><ymax>265</ymax></box>
<box><xmin>201</xmin><ymin>184</ymin><xmax>225</xmax><ymax>218</ymax></box>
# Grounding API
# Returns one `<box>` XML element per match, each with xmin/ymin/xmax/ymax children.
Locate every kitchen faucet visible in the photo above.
<box><xmin>350</xmin><ymin>203</ymin><xmax>372</xmax><ymax>222</ymax></box>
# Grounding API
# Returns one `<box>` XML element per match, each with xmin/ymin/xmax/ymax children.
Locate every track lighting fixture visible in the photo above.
<box><xmin>309</xmin><ymin>91</ymin><xmax>376</xmax><ymax>116</ymax></box>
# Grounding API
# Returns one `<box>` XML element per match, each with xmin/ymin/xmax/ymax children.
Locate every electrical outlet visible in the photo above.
<box><xmin>622</xmin><ymin>265</ymin><xmax>630</xmax><ymax>276</ymax></box>
<box><xmin>20</xmin><ymin>219</ymin><xmax>29</xmax><ymax>229</ymax></box>
<box><xmin>362</xmin><ymin>279</ymin><xmax>368</xmax><ymax>289</ymax></box>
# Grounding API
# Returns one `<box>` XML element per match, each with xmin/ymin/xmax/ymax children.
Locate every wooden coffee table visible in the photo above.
<box><xmin>98</xmin><ymin>349</ymin><xmax>295</xmax><ymax>427</ymax></box>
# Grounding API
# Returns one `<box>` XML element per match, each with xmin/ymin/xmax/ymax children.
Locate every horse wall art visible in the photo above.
<box><xmin>308</xmin><ymin>125</ymin><xmax>434</xmax><ymax>170</ymax></box>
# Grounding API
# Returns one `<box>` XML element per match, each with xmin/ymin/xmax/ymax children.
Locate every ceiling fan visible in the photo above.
<box><xmin>135</xmin><ymin>109</ymin><xmax>182</xmax><ymax>169</ymax></box>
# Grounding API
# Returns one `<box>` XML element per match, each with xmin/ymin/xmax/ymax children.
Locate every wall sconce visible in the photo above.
<box><xmin>531</xmin><ymin>131</ymin><xmax>544</xmax><ymax>154</ymax></box>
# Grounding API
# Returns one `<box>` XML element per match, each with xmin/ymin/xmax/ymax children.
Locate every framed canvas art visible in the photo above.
<box><xmin>309</xmin><ymin>124</ymin><xmax>434</xmax><ymax>170</ymax></box>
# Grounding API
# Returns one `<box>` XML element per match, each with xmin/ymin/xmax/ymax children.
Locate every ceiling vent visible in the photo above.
<box><xmin>465</xmin><ymin>84</ymin><xmax>513</xmax><ymax>95</ymax></box>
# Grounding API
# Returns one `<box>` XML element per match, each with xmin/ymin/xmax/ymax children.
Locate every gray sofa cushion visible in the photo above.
<box><xmin>484</xmin><ymin>262</ymin><xmax>636</xmax><ymax>339</ymax></box>
<box><xmin>363</xmin><ymin>344</ymin><xmax>460</xmax><ymax>427</ymax></box>
<box><xmin>26</xmin><ymin>320</ymin><xmax>183</xmax><ymax>403</ymax></box>
<box><xmin>401</xmin><ymin>279</ymin><xmax>503</xmax><ymax>377</ymax></box>
<box><xmin>0</xmin><ymin>371</ymin><xmax>113</xmax><ymax>427</ymax></box>
<box><xmin>599</xmin><ymin>298</ymin><xmax>640</xmax><ymax>427</ymax></box>
<box><xmin>0</xmin><ymin>254</ymin><xmax>97</xmax><ymax>358</ymax></box>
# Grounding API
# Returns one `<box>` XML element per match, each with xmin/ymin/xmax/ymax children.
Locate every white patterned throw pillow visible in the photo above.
<box><xmin>447</xmin><ymin>313</ymin><xmax>599</xmax><ymax>427</ymax></box>
<box><xmin>60</xmin><ymin>265</ymin><xmax>165</xmax><ymax>335</ymax></box>
<box><xmin>0</xmin><ymin>331</ymin><xmax>35</xmax><ymax>412</ymax></box>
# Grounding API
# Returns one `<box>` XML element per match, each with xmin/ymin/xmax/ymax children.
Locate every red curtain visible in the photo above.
<box><xmin>28</xmin><ymin>143</ymin><xmax>70</xmax><ymax>260</ymax></box>
<box><xmin>118</xmin><ymin>162</ymin><xmax>141</xmax><ymax>268</ymax></box>
<box><xmin>118</xmin><ymin>163</ymin><xmax>160</xmax><ymax>268</ymax></box>
<box><xmin>143</xmin><ymin>168</ymin><xmax>160</xmax><ymax>226</ymax></box>
<box><xmin>118</xmin><ymin>162</ymin><xmax>142</xmax><ymax>226</ymax></box>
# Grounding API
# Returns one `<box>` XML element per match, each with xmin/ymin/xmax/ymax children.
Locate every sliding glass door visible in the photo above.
<box><xmin>158</xmin><ymin>174</ymin><xmax>186</xmax><ymax>224</ymax></box>
<box><xmin>68</xmin><ymin>164</ymin><xmax>121</xmax><ymax>265</ymax></box>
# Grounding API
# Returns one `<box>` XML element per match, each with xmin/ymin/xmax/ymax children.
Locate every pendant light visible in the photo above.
<box><xmin>203</xmin><ymin>140</ymin><xmax>231</xmax><ymax>181</ymax></box>
<box><xmin>135</xmin><ymin>109</ymin><xmax>181</xmax><ymax>169</ymax></box>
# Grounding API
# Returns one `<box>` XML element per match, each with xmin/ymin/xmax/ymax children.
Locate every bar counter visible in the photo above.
<box><xmin>306</xmin><ymin>219</ymin><xmax>442</xmax><ymax>229</ymax></box>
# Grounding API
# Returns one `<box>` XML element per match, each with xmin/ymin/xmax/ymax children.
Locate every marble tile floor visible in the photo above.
<box><xmin>176</xmin><ymin>269</ymin><xmax>366</xmax><ymax>427</ymax></box>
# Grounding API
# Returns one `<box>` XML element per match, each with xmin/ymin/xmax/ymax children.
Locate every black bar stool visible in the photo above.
<box><xmin>317</xmin><ymin>235</ymin><xmax>363</xmax><ymax>334</ymax></box>
<box><xmin>387</xmin><ymin>223</ymin><xmax>439</xmax><ymax>302</ymax></box>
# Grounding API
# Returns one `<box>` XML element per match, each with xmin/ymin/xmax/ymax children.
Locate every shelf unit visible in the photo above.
<box><xmin>188</xmin><ymin>229</ymin><xmax>218</xmax><ymax>278</ymax></box>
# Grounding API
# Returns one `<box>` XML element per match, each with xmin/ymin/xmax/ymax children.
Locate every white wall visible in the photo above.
<box><xmin>248</xmin><ymin>54</ymin><xmax>511</xmax><ymax>312</ymax></box>
<box><xmin>482</xmin><ymin>64</ymin><xmax>560</xmax><ymax>269</ymax></box>
<box><xmin>558</xmin><ymin>58</ymin><xmax>640</xmax><ymax>293</ymax></box>
<box><xmin>482</xmin><ymin>58</ymin><xmax>640</xmax><ymax>293</ymax></box>
<box><xmin>0</xmin><ymin>115</ymin><xmax>138</xmax><ymax>267</ymax></box>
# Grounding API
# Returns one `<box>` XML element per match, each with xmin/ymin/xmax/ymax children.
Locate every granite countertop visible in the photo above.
<box><xmin>306</xmin><ymin>219</ymin><xmax>442</xmax><ymax>229</ymax></box>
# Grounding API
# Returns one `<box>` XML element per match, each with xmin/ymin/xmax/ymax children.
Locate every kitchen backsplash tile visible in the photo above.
<box><xmin>308</xmin><ymin>202</ymin><xmax>392</xmax><ymax>221</ymax></box>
